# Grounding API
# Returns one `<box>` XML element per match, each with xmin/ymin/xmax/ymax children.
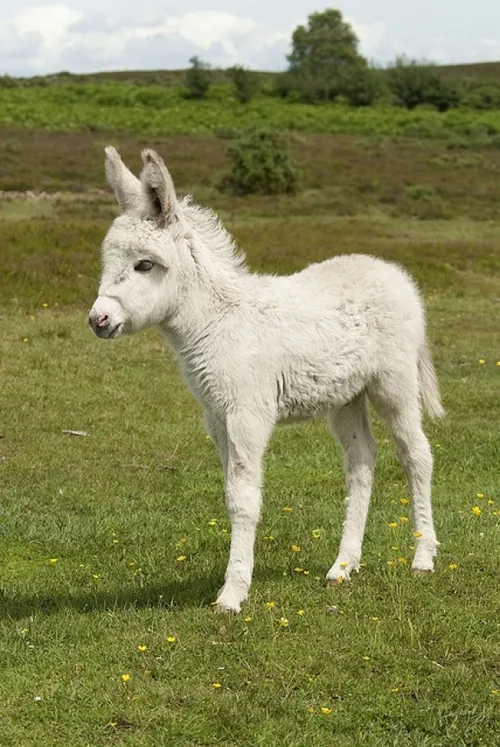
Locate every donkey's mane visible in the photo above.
<box><xmin>180</xmin><ymin>197</ymin><xmax>248</xmax><ymax>273</ymax></box>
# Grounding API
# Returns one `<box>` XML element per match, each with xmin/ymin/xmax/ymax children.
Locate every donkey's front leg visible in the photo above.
<box><xmin>215</xmin><ymin>414</ymin><xmax>272</xmax><ymax>613</ymax></box>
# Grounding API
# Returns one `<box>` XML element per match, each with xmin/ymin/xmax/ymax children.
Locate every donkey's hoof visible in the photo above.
<box><xmin>412</xmin><ymin>568</ymin><xmax>433</xmax><ymax>577</ymax></box>
<box><xmin>213</xmin><ymin>588</ymin><xmax>244</xmax><ymax>614</ymax></box>
<box><xmin>326</xmin><ymin>575</ymin><xmax>347</xmax><ymax>587</ymax></box>
<box><xmin>213</xmin><ymin>602</ymin><xmax>240</xmax><ymax>614</ymax></box>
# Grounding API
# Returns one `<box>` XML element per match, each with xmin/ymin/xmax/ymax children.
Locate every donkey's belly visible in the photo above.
<box><xmin>275</xmin><ymin>367</ymin><xmax>367</xmax><ymax>422</ymax></box>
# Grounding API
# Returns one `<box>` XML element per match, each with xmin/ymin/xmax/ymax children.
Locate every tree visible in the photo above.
<box><xmin>184</xmin><ymin>56</ymin><xmax>211</xmax><ymax>99</ymax></box>
<box><xmin>228</xmin><ymin>66</ymin><xmax>258</xmax><ymax>104</ymax></box>
<box><xmin>287</xmin><ymin>9</ymin><xmax>367</xmax><ymax>102</ymax></box>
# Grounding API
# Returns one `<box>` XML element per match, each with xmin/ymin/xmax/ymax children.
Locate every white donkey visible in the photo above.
<box><xmin>89</xmin><ymin>147</ymin><xmax>444</xmax><ymax>613</ymax></box>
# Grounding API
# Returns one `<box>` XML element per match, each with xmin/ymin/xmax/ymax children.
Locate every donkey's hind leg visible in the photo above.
<box><xmin>326</xmin><ymin>392</ymin><xmax>377</xmax><ymax>585</ymax></box>
<box><xmin>368</xmin><ymin>370</ymin><xmax>438</xmax><ymax>573</ymax></box>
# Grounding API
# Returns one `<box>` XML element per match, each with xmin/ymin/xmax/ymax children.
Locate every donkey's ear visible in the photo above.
<box><xmin>140</xmin><ymin>149</ymin><xmax>178</xmax><ymax>225</ymax></box>
<box><xmin>104</xmin><ymin>146</ymin><xmax>142</xmax><ymax>213</ymax></box>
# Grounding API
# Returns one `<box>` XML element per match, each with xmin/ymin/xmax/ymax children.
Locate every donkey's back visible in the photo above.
<box><xmin>234</xmin><ymin>253</ymin><xmax>430</xmax><ymax>422</ymax></box>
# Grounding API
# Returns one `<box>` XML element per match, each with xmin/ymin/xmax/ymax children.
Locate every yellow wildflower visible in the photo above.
<box><xmin>212</xmin><ymin>682</ymin><xmax>221</xmax><ymax>689</ymax></box>
<box><xmin>297</xmin><ymin>609</ymin><xmax>305</xmax><ymax>616</ymax></box>
<box><xmin>400</xmin><ymin>498</ymin><xmax>409</xmax><ymax>505</ymax></box>
<box><xmin>476</xmin><ymin>493</ymin><xmax>485</xmax><ymax>499</ymax></box>
<box><xmin>279</xmin><ymin>617</ymin><xmax>289</xmax><ymax>627</ymax></box>
<box><xmin>208</xmin><ymin>519</ymin><xmax>217</xmax><ymax>526</ymax></box>
<box><xmin>121</xmin><ymin>673</ymin><xmax>131</xmax><ymax>682</ymax></box>
<box><xmin>49</xmin><ymin>558</ymin><xmax>58</xmax><ymax>564</ymax></box>
<box><xmin>391</xmin><ymin>687</ymin><xmax>399</xmax><ymax>693</ymax></box>
<box><xmin>282</xmin><ymin>506</ymin><xmax>293</xmax><ymax>512</ymax></box>
<box><xmin>400</xmin><ymin>517</ymin><xmax>409</xmax><ymax>523</ymax></box>
<box><xmin>320</xmin><ymin>707</ymin><xmax>333</xmax><ymax>714</ymax></box>
<box><xmin>294</xmin><ymin>567</ymin><xmax>304</xmax><ymax>573</ymax></box>
<box><xmin>137</xmin><ymin>645</ymin><xmax>147</xmax><ymax>653</ymax></box>
<box><xmin>388</xmin><ymin>522</ymin><xmax>398</xmax><ymax>529</ymax></box>
<box><xmin>22</xmin><ymin>337</ymin><xmax>29</xmax><ymax>343</ymax></box>
<box><xmin>398</xmin><ymin>557</ymin><xmax>407</xmax><ymax>565</ymax></box>
<box><xmin>371</xmin><ymin>617</ymin><xmax>379</xmax><ymax>622</ymax></box>
<box><xmin>340</xmin><ymin>561</ymin><xmax>348</xmax><ymax>568</ymax></box>
<box><xmin>166</xmin><ymin>635</ymin><xmax>176</xmax><ymax>644</ymax></box>
<box><xmin>312</xmin><ymin>529</ymin><xmax>321</xmax><ymax>538</ymax></box>
<box><xmin>244</xmin><ymin>617</ymin><xmax>252</xmax><ymax>623</ymax></box>
<box><xmin>308</xmin><ymin>706</ymin><xmax>315</xmax><ymax>713</ymax></box>
<box><xmin>291</xmin><ymin>545</ymin><xmax>301</xmax><ymax>552</ymax></box>
<box><xmin>413</xmin><ymin>531</ymin><xmax>422</xmax><ymax>538</ymax></box>
<box><xmin>265</xmin><ymin>601</ymin><xmax>275</xmax><ymax>609</ymax></box>
<box><xmin>42</xmin><ymin>302</ymin><xmax>48</xmax><ymax>308</ymax></box>
<box><xmin>176</xmin><ymin>555</ymin><xmax>186</xmax><ymax>561</ymax></box>
<box><xmin>448</xmin><ymin>563</ymin><xmax>458</xmax><ymax>570</ymax></box>
<box><xmin>478</xmin><ymin>358</ymin><xmax>485</xmax><ymax>365</ymax></box>
<box><xmin>472</xmin><ymin>506</ymin><xmax>481</xmax><ymax>517</ymax></box>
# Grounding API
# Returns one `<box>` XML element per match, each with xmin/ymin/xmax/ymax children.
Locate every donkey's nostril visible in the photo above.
<box><xmin>96</xmin><ymin>314</ymin><xmax>110</xmax><ymax>328</ymax></box>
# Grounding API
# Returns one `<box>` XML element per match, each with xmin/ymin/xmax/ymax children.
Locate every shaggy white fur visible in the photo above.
<box><xmin>89</xmin><ymin>147</ymin><xmax>444</xmax><ymax>613</ymax></box>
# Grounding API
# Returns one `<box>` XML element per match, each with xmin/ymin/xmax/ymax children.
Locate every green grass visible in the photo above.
<box><xmin>2</xmin><ymin>82</ymin><xmax>500</xmax><ymax>143</ymax></box>
<box><xmin>0</xmin><ymin>129</ymin><xmax>499</xmax><ymax>745</ymax></box>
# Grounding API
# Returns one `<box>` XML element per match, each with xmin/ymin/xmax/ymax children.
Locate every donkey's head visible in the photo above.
<box><xmin>89</xmin><ymin>147</ymin><xmax>193</xmax><ymax>338</ymax></box>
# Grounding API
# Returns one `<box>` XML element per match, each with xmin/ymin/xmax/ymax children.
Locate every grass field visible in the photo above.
<box><xmin>1</xmin><ymin>125</ymin><xmax>499</xmax><ymax>745</ymax></box>
<box><xmin>2</xmin><ymin>82</ymin><xmax>500</xmax><ymax>144</ymax></box>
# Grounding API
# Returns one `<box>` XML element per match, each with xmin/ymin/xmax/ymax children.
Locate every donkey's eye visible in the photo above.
<box><xmin>134</xmin><ymin>260</ymin><xmax>153</xmax><ymax>273</ymax></box>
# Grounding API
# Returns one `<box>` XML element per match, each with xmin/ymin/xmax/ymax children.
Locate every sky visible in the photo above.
<box><xmin>0</xmin><ymin>0</ymin><xmax>499</xmax><ymax>77</ymax></box>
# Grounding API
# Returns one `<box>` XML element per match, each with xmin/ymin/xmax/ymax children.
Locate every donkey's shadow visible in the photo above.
<box><xmin>0</xmin><ymin>567</ymin><xmax>287</xmax><ymax>620</ymax></box>
<box><xmin>0</xmin><ymin>575</ymin><xmax>222</xmax><ymax>620</ymax></box>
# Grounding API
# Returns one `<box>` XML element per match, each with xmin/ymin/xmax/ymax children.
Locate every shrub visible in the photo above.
<box><xmin>220</xmin><ymin>128</ymin><xmax>298</xmax><ymax>196</ymax></box>
<box><xmin>184</xmin><ymin>56</ymin><xmax>211</xmax><ymax>100</ymax></box>
<box><xmin>0</xmin><ymin>75</ymin><xmax>19</xmax><ymax>89</ymax></box>
<box><xmin>228</xmin><ymin>66</ymin><xmax>258</xmax><ymax>104</ymax></box>
<box><xmin>462</xmin><ymin>84</ymin><xmax>500</xmax><ymax>110</ymax></box>
<box><xmin>339</xmin><ymin>66</ymin><xmax>382</xmax><ymax>107</ymax></box>
<box><xmin>387</xmin><ymin>57</ymin><xmax>461</xmax><ymax>111</ymax></box>
<box><xmin>404</xmin><ymin>184</ymin><xmax>438</xmax><ymax>200</ymax></box>
<box><xmin>273</xmin><ymin>72</ymin><xmax>298</xmax><ymax>99</ymax></box>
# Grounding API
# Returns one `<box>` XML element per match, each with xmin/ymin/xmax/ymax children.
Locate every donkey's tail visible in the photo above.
<box><xmin>418</xmin><ymin>341</ymin><xmax>445</xmax><ymax>419</ymax></box>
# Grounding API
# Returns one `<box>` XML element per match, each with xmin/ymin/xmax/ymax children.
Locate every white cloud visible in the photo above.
<box><xmin>348</xmin><ymin>18</ymin><xmax>389</xmax><ymax>61</ymax></box>
<box><xmin>476</xmin><ymin>37</ymin><xmax>500</xmax><ymax>60</ymax></box>
<box><xmin>0</xmin><ymin>5</ymin><xmax>294</xmax><ymax>75</ymax></box>
<box><xmin>0</xmin><ymin>2</ymin><xmax>498</xmax><ymax>76</ymax></box>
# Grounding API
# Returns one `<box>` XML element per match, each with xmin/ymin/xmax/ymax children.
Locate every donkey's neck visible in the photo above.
<box><xmin>159</xmin><ymin>200</ymin><xmax>253</xmax><ymax>353</ymax></box>
<box><xmin>181</xmin><ymin>199</ymin><xmax>248</xmax><ymax>277</ymax></box>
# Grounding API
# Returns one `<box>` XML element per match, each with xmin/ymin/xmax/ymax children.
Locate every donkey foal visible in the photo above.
<box><xmin>89</xmin><ymin>147</ymin><xmax>444</xmax><ymax>613</ymax></box>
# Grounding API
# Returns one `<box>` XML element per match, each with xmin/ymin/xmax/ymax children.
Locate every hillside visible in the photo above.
<box><xmin>4</xmin><ymin>60</ymin><xmax>500</xmax><ymax>88</ymax></box>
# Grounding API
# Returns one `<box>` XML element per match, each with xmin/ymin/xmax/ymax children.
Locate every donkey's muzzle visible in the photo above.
<box><xmin>88</xmin><ymin>311</ymin><xmax>122</xmax><ymax>339</ymax></box>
